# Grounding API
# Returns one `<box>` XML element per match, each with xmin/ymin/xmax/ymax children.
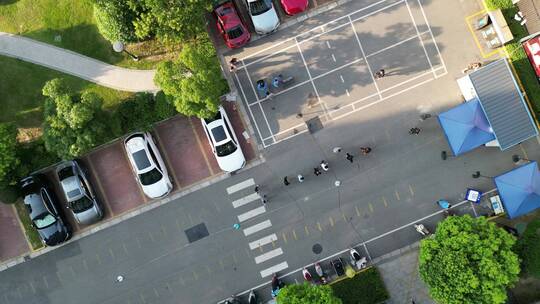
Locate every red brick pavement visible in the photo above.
<box><xmin>0</xmin><ymin>203</ymin><xmax>28</xmax><ymax>261</ymax></box>
<box><xmin>222</xmin><ymin>102</ymin><xmax>257</xmax><ymax>162</ymax></box>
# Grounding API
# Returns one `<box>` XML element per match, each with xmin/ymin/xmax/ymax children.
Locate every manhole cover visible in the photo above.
<box><xmin>185</xmin><ymin>223</ymin><xmax>209</xmax><ymax>243</ymax></box>
<box><xmin>312</xmin><ymin>243</ymin><xmax>323</xmax><ymax>254</ymax></box>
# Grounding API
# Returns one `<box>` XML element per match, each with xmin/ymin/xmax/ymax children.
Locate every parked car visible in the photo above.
<box><xmin>214</xmin><ymin>0</ymin><xmax>251</xmax><ymax>48</ymax></box>
<box><xmin>201</xmin><ymin>106</ymin><xmax>246</xmax><ymax>172</ymax></box>
<box><xmin>21</xmin><ymin>175</ymin><xmax>71</xmax><ymax>246</ymax></box>
<box><xmin>246</xmin><ymin>0</ymin><xmax>280</xmax><ymax>35</ymax></box>
<box><xmin>124</xmin><ymin>132</ymin><xmax>172</xmax><ymax>199</ymax></box>
<box><xmin>56</xmin><ymin>160</ymin><xmax>103</xmax><ymax>225</ymax></box>
<box><xmin>522</xmin><ymin>34</ymin><xmax>540</xmax><ymax>81</ymax></box>
<box><xmin>280</xmin><ymin>0</ymin><xmax>308</xmax><ymax>15</ymax></box>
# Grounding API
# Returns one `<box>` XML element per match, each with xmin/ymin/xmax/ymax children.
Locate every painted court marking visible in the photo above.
<box><xmin>254</xmin><ymin>248</ymin><xmax>284</xmax><ymax>264</ymax></box>
<box><xmin>249</xmin><ymin>234</ymin><xmax>278</xmax><ymax>250</ymax></box>
<box><xmin>243</xmin><ymin>220</ymin><xmax>272</xmax><ymax>236</ymax></box>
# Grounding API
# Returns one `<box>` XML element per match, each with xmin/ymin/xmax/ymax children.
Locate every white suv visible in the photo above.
<box><xmin>124</xmin><ymin>132</ymin><xmax>172</xmax><ymax>199</ymax></box>
<box><xmin>246</xmin><ymin>0</ymin><xmax>280</xmax><ymax>35</ymax></box>
<box><xmin>201</xmin><ymin>106</ymin><xmax>246</xmax><ymax>172</ymax></box>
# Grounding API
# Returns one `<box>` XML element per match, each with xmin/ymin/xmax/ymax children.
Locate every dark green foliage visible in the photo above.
<box><xmin>155</xmin><ymin>36</ymin><xmax>228</xmax><ymax>119</ymax></box>
<box><xmin>0</xmin><ymin>123</ymin><xmax>21</xmax><ymax>187</ymax></box>
<box><xmin>515</xmin><ymin>219</ymin><xmax>540</xmax><ymax>278</ymax></box>
<box><xmin>331</xmin><ymin>267</ymin><xmax>389</xmax><ymax>304</ymax></box>
<box><xmin>278</xmin><ymin>283</ymin><xmax>342</xmax><ymax>304</ymax></box>
<box><xmin>93</xmin><ymin>0</ymin><xmax>138</xmax><ymax>42</ymax></box>
<box><xmin>484</xmin><ymin>0</ymin><xmax>514</xmax><ymax>10</ymax></box>
<box><xmin>114</xmin><ymin>91</ymin><xmax>176</xmax><ymax>133</ymax></box>
<box><xmin>419</xmin><ymin>215</ymin><xmax>520</xmax><ymax>304</ymax></box>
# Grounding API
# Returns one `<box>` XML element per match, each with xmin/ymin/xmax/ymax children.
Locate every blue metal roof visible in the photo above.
<box><xmin>495</xmin><ymin>161</ymin><xmax>540</xmax><ymax>218</ymax></box>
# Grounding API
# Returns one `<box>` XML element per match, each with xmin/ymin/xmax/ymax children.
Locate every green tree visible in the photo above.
<box><xmin>419</xmin><ymin>215</ymin><xmax>520</xmax><ymax>304</ymax></box>
<box><xmin>277</xmin><ymin>283</ymin><xmax>342</xmax><ymax>304</ymax></box>
<box><xmin>93</xmin><ymin>0</ymin><xmax>139</xmax><ymax>42</ymax></box>
<box><xmin>42</xmin><ymin>79</ymin><xmax>110</xmax><ymax>159</ymax></box>
<box><xmin>0</xmin><ymin>123</ymin><xmax>21</xmax><ymax>186</ymax></box>
<box><xmin>154</xmin><ymin>37</ymin><xmax>227</xmax><ymax>118</ymax></box>
<box><xmin>114</xmin><ymin>92</ymin><xmax>175</xmax><ymax>133</ymax></box>
<box><xmin>515</xmin><ymin>219</ymin><xmax>540</xmax><ymax>278</ymax></box>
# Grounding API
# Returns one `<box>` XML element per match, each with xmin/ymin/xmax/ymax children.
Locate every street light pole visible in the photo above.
<box><xmin>112</xmin><ymin>41</ymin><xmax>139</xmax><ymax>61</ymax></box>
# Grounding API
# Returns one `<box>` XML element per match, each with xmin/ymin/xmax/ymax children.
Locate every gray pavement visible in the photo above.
<box><xmin>1</xmin><ymin>0</ymin><xmax>539</xmax><ymax>304</ymax></box>
<box><xmin>0</xmin><ymin>32</ymin><xmax>158</xmax><ymax>92</ymax></box>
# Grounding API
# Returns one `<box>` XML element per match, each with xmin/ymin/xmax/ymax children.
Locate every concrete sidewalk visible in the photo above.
<box><xmin>0</xmin><ymin>32</ymin><xmax>158</xmax><ymax>92</ymax></box>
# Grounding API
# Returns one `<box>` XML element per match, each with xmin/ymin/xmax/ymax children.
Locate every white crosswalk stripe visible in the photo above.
<box><xmin>260</xmin><ymin>261</ymin><xmax>289</xmax><ymax>278</ymax></box>
<box><xmin>232</xmin><ymin>193</ymin><xmax>260</xmax><ymax>208</ymax></box>
<box><xmin>248</xmin><ymin>234</ymin><xmax>277</xmax><ymax>250</ymax></box>
<box><xmin>254</xmin><ymin>248</ymin><xmax>283</xmax><ymax>264</ymax></box>
<box><xmin>237</xmin><ymin>206</ymin><xmax>266</xmax><ymax>222</ymax></box>
<box><xmin>226</xmin><ymin>178</ymin><xmax>255</xmax><ymax>195</ymax></box>
<box><xmin>243</xmin><ymin>220</ymin><xmax>272</xmax><ymax>236</ymax></box>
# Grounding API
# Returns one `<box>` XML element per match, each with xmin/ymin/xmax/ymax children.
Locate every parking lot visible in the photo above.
<box><xmin>231</xmin><ymin>0</ymin><xmax>446</xmax><ymax>147</ymax></box>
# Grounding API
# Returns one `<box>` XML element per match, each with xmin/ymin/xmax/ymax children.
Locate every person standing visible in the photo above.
<box><xmin>297</xmin><ymin>174</ymin><xmax>305</xmax><ymax>182</ymax></box>
<box><xmin>320</xmin><ymin>160</ymin><xmax>329</xmax><ymax>171</ymax></box>
<box><xmin>374</xmin><ymin>69</ymin><xmax>385</xmax><ymax>79</ymax></box>
<box><xmin>283</xmin><ymin>176</ymin><xmax>290</xmax><ymax>186</ymax></box>
<box><xmin>314</xmin><ymin>168</ymin><xmax>322</xmax><ymax>176</ymax></box>
<box><xmin>332</xmin><ymin>147</ymin><xmax>342</xmax><ymax>154</ymax></box>
<box><xmin>409</xmin><ymin>127</ymin><xmax>421</xmax><ymax>135</ymax></box>
<box><xmin>360</xmin><ymin>147</ymin><xmax>372</xmax><ymax>155</ymax></box>
<box><xmin>346</xmin><ymin>153</ymin><xmax>354</xmax><ymax>163</ymax></box>
<box><xmin>254</xmin><ymin>184</ymin><xmax>260</xmax><ymax>194</ymax></box>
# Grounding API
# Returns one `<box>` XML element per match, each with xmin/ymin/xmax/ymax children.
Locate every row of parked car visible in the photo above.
<box><xmin>214</xmin><ymin>0</ymin><xmax>309</xmax><ymax>48</ymax></box>
<box><xmin>21</xmin><ymin>106</ymin><xmax>246</xmax><ymax>246</ymax></box>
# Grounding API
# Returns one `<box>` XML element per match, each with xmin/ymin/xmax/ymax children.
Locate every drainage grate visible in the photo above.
<box><xmin>306</xmin><ymin>116</ymin><xmax>323</xmax><ymax>134</ymax></box>
<box><xmin>185</xmin><ymin>223</ymin><xmax>209</xmax><ymax>243</ymax></box>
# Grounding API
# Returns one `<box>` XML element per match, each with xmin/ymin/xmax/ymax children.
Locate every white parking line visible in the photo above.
<box><xmin>331</xmin><ymin>54</ymin><xmax>336</xmax><ymax>62</ymax></box>
<box><xmin>259</xmin><ymin>261</ymin><xmax>289</xmax><ymax>278</ymax></box>
<box><xmin>235</xmin><ymin>70</ymin><xmax>267</xmax><ymax>148</ymax></box>
<box><xmin>326</xmin><ymin>41</ymin><xmax>331</xmax><ymax>49</ymax></box>
<box><xmin>404</xmin><ymin>0</ymin><xmax>435</xmax><ymax>77</ymax></box>
<box><xmin>415</xmin><ymin>0</ymin><xmax>447</xmax><ymax>75</ymax></box>
<box><xmin>340</xmin><ymin>75</ymin><xmax>345</xmax><ymax>83</ymax></box>
<box><xmin>232</xmin><ymin>193</ymin><xmax>261</xmax><ymax>208</ymax></box>
<box><xmin>249</xmin><ymin>234</ymin><xmax>278</xmax><ymax>250</ymax></box>
<box><xmin>254</xmin><ymin>248</ymin><xmax>283</xmax><ymax>264</ymax></box>
<box><xmin>243</xmin><ymin>220</ymin><xmax>272</xmax><ymax>236</ymax></box>
<box><xmin>238</xmin><ymin>206</ymin><xmax>266</xmax><ymax>222</ymax></box>
<box><xmin>226</xmin><ymin>178</ymin><xmax>255</xmax><ymax>195</ymax></box>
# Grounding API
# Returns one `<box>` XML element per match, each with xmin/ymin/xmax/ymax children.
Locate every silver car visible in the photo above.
<box><xmin>56</xmin><ymin>160</ymin><xmax>103</xmax><ymax>225</ymax></box>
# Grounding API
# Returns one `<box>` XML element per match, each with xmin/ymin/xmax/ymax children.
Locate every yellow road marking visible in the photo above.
<box><xmin>153</xmin><ymin>288</ymin><xmax>159</xmax><ymax>298</ymax></box>
<box><xmin>152</xmin><ymin>129</ymin><xmax>181</xmax><ymax>188</ymax></box>
<box><xmin>109</xmin><ymin>248</ymin><xmax>115</xmax><ymax>260</ymax></box>
<box><xmin>219</xmin><ymin>259</ymin><xmax>224</xmax><ymax>270</ymax></box>
<box><xmin>394</xmin><ymin>191</ymin><xmax>400</xmax><ymax>201</ymax></box>
<box><xmin>382</xmin><ymin>196</ymin><xmax>388</xmax><ymax>207</ymax></box>
<box><xmin>409</xmin><ymin>184</ymin><xmax>415</xmax><ymax>196</ymax></box>
<box><xmin>305</xmin><ymin>225</ymin><xmax>310</xmax><ymax>236</ymax></box>
<box><xmin>189</xmin><ymin>117</ymin><xmax>216</xmax><ymax>176</ymax></box>
<box><xmin>192</xmin><ymin>270</ymin><xmax>198</xmax><ymax>280</ymax></box>
<box><xmin>317</xmin><ymin>222</ymin><xmax>322</xmax><ymax>231</ymax></box>
<box><xmin>96</xmin><ymin>253</ymin><xmax>102</xmax><ymax>265</ymax></box>
<box><xmin>205</xmin><ymin>265</ymin><xmax>212</xmax><ymax>275</ymax></box>
<box><xmin>282</xmin><ymin>232</ymin><xmax>288</xmax><ymax>243</ymax></box>
<box><xmin>292</xmin><ymin>230</ymin><xmax>298</xmax><ymax>240</ymax></box>
<box><xmin>369</xmin><ymin>203</ymin><xmax>374</xmax><ymax>213</ymax></box>
<box><xmin>329</xmin><ymin>217</ymin><xmax>334</xmax><ymax>227</ymax></box>
<box><xmin>122</xmin><ymin>243</ymin><xmax>129</xmax><ymax>255</ymax></box>
<box><xmin>355</xmin><ymin>206</ymin><xmax>361</xmax><ymax>217</ymax></box>
<box><xmin>520</xmin><ymin>144</ymin><xmax>529</xmax><ymax>159</ymax></box>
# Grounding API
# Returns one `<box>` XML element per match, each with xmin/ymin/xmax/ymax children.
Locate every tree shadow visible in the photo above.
<box><xmin>0</xmin><ymin>0</ymin><xmax>19</xmax><ymax>5</ymax></box>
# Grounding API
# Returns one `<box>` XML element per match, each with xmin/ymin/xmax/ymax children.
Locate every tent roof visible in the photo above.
<box><xmin>494</xmin><ymin>161</ymin><xmax>540</xmax><ymax>219</ymax></box>
<box><xmin>438</xmin><ymin>99</ymin><xmax>495</xmax><ymax>156</ymax></box>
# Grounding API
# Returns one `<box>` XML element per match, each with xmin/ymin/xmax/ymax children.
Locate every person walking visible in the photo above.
<box><xmin>320</xmin><ymin>160</ymin><xmax>329</xmax><ymax>171</ymax></box>
<box><xmin>409</xmin><ymin>127</ymin><xmax>421</xmax><ymax>135</ymax></box>
<box><xmin>374</xmin><ymin>69</ymin><xmax>385</xmax><ymax>79</ymax></box>
<box><xmin>261</xmin><ymin>194</ymin><xmax>268</xmax><ymax>205</ymax></box>
<box><xmin>360</xmin><ymin>147</ymin><xmax>372</xmax><ymax>155</ymax></box>
<box><xmin>254</xmin><ymin>184</ymin><xmax>260</xmax><ymax>194</ymax></box>
<box><xmin>229</xmin><ymin>57</ymin><xmax>239</xmax><ymax>72</ymax></box>
<box><xmin>314</xmin><ymin>167</ymin><xmax>322</xmax><ymax>176</ymax></box>
<box><xmin>346</xmin><ymin>153</ymin><xmax>354</xmax><ymax>163</ymax></box>
<box><xmin>297</xmin><ymin>174</ymin><xmax>305</xmax><ymax>182</ymax></box>
<box><xmin>283</xmin><ymin>176</ymin><xmax>290</xmax><ymax>186</ymax></box>
<box><xmin>332</xmin><ymin>146</ymin><xmax>342</xmax><ymax>154</ymax></box>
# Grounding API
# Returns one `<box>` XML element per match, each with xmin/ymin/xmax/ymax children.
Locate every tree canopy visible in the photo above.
<box><xmin>0</xmin><ymin>123</ymin><xmax>21</xmax><ymax>186</ymax></box>
<box><xmin>515</xmin><ymin>219</ymin><xmax>540</xmax><ymax>278</ymax></box>
<box><xmin>419</xmin><ymin>215</ymin><xmax>520</xmax><ymax>304</ymax></box>
<box><xmin>42</xmin><ymin>79</ymin><xmax>110</xmax><ymax>159</ymax></box>
<box><xmin>277</xmin><ymin>283</ymin><xmax>342</xmax><ymax>304</ymax></box>
<box><xmin>154</xmin><ymin>37</ymin><xmax>227</xmax><ymax>118</ymax></box>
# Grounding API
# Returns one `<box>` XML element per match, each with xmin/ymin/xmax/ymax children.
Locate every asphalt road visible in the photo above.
<box><xmin>1</xmin><ymin>0</ymin><xmax>539</xmax><ymax>304</ymax></box>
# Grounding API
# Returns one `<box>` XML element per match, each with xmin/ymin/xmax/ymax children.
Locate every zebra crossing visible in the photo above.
<box><xmin>227</xmin><ymin>178</ymin><xmax>289</xmax><ymax>278</ymax></box>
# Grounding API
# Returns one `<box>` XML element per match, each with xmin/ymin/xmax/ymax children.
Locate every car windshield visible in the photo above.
<box><xmin>227</xmin><ymin>26</ymin><xmax>244</xmax><ymax>39</ymax></box>
<box><xmin>216</xmin><ymin>140</ymin><xmax>238</xmax><ymax>156</ymax></box>
<box><xmin>249</xmin><ymin>0</ymin><xmax>271</xmax><ymax>16</ymax></box>
<box><xmin>69</xmin><ymin>195</ymin><xmax>94</xmax><ymax>213</ymax></box>
<box><xmin>133</xmin><ymin>150</ymin><xmax>151</xmax><ymax>170</ymax></box>
<box><xmin>211</xmin><ymin>125</ymin><xmax>228</xmax><ymax>142</ymax></box>
<box><xmin>33</xmin><ymin>212</ymin><xmax>57</xmax><ymax>229</ymax></box>
<box><xmin>218</xmin><ymin>6</ymin><xmax>233</xmax><ymax>16</ymax></box>
<box><xmin>139</xmin><ymin>168</ymin><xmax>163</xmax><ymax>186</ymax></box>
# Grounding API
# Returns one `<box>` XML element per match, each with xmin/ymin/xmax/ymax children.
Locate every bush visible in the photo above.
<box><xmin>331</xmin><ymin>267</ymin><xmax>389</xmax><ymax>304</ymax></box>
<box><xmin>484</xmin><ymin>0</ymin><xmax>513</xmax><ymax>10</ymax></box>
<box><xmin>155</xmin><ymin>91</ymin><xmax>176</xmax><ymax>120</ymax></box>
<box><xmin>515</xmin><ymin>219</ymin><xmax>540</xmax><ymax>278</ymax></box>
<box><xmin>114</xmin><ymin>91</ymin><xmax>176</xmax><ymax>133</ymax></box>
<box><xmin>93</xmin><ymin>0</ymin><xmax>139</xmax><ymax>42</ymax></box>
<box><xmin>0</xmin><ymin>123</ymin><xmax>21</xmax><ymax>187</ymax></box>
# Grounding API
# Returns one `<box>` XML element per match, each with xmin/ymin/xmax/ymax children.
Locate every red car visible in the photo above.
<box><xmin>281</xmin><ymin>0</ymin><xmax>308</xmax><ymax>15</ymax></box>
<box><xmin>523</xmin><ymin>35</ymin><xmax>540</xmax><ymax>81</ymax></box>
<box><xmin>214</xmin><ymin>0</ymin><xmax>251</xmax><ymax>48</ymax></box>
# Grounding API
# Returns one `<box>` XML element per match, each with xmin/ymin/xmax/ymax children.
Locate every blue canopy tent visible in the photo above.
<box><xmin>438</xmin><ymin>99</ymin><xmax>495</xmax><ymax>156</ymax></box>
<box><xmin>494</xmin><ymin>161</ymin><xmax>540</xmax><ymax>218</ymax></box>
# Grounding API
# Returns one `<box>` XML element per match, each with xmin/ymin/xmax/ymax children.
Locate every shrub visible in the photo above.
<box><xmin>331</xmin><ymin>267</ymin><xmax>389</xmax><ymax>304</ymax></box>
<box><xmin>93</xmin><ymin>0</ymin><xmax>139</xmax><ymax>42</ymax></box>
<box><xmin>114</xmin><ymin>91</ymin><xmax>176</xmax><ymax>133</ymax></box>
<box><xmin>0</xmin><ymin>123</ymin><xmax>21</xmax><ymax>187</ymax></box>
<box><xmin>515</xmin><ymin>219</ymin><xmax>540</xmax><ymax>278</ymax></box>
<box><xmin>484</xmin><ymin>0</ymin><xmax>513</xmax><ymax>10</ymax></box>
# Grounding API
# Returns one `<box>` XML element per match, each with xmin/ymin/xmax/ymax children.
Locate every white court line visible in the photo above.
<box><xmin>243</xmin><ymin>220</ymin><xmax>272</xmax><ymax>236</ymax></box>
<box><xmin>345</xmin><ymin>89</ymin><xmax>350</xmax><ymax>97</ymax></box>
<box><xmin>349</xmin><ymin>16</ymin><xmax>382</xmax><ymax>100</ymax></box>
<box><xmin>262</xmin><ymin>122</ymin><xmax>306</xmax><ymax>141</ymax></box>
<box><xmin>238</xmin><ymin>206</ymin><xmax>266</xmax><ymax>222</ymax></box>
<box><xmin>232</xmin><ymin>193</ymin><xmax>261</xmax><ymax>208</ymax></box>
<box><xmin>226</xmin><ymin>178</ymin><xmax>255</xmax><ymax>195</ymax></box>
<box><xmin>235</xmin><ymin>72</ymin><xmax>267</xmax><ymax>148</ymax></box>
<box><xmin>254</xmin><ymin>248</ymin><xmax>284</xmax><ymax>264</ymax></box>
<box><xmin>326</xmin><ymin>41</ymin><xmax>331</xmax><ymax>49</ymax></box>
<box><xmin>404</xmin><ymin>0</ymin><xmax>435</xmax><ymax>78</ymax></box>
<box><xmin>241</xmin><ymin>0</ymin><xmax>395</xmax><ymax>62</ymax></box>
<box><xmin>260</xmin><ymin>261</ymin><xmax>289</xmax><ymax>278</ymax></box>
<box><xmin>249</xmin><ymin>234</ymin><xmax>278</xmax><ymax>250</ymax></box>
<box><xmin>415</xmin><ymin>0</ymin><xmax>447</xmax><ymax>75</ymax></box>
<box><xmin>331</xmin><ymin>54</ymin><xmax>336</xmax><ymax>62</ymax></box>
<box><xmin>340</xmin><ymin>75</ymin><xmax>345</xmax><ymax>83</ymax></box>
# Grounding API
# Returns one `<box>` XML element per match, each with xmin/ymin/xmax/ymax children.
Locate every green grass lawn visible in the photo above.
<box><xmin>0</xmin><ymin>0</ymin><xmax>174</xmax><ymax>70</ymax></box>
<box><xmin>13</xmin><ymin>198</ymin><xmax>44</xmax><ymax>251</ymax></box>
<box><xmin>0</xmin><ymin>55</ymin><xmax>132</xmax><ymax>128</ymax></box>
<box><xmin>331</xmin><ymin>267</ymin><xmax>389</xmax><ymax>304</ymax></box>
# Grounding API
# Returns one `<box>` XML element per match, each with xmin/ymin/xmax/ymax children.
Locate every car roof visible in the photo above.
<box><xmin>206</xmin><ymin>117</ymin><xmax>232</xmax><ymax>145</ymax></box>
<box><xmin>60</xmin><ymin>176</ymin><xmax>84</xmax><ymax>201</ymax></box>
<box><xmin>215</xmin><ymin>2</ymin><xmax>242</xmax><ymax>27</ymax></box>
<box><xmin>125</xmin><ymin>133</ymin><xmax>155</xmax><ymax>172</ymax></box>
<box><xmin>523</xmin><ymin>35</ymin><xmax>540</xmax><ymax>77</ymax></box>
<box><xmin>24</xmin><ymin>191</ymin><xmax>48</xmax><ymax>220</ymax></box>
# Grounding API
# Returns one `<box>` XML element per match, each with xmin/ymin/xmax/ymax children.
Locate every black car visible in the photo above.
<box><xmin>21</xmin><ymin>175</ymin><xmax>71</xmax><ymax>246</ymax></box>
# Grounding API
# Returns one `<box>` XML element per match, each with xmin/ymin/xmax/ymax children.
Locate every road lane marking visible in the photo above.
<box><xmin>227</xmin><ymin>178</ymin><xmax>255</xmax><ymax>194</ymax></box>
<box><xmin>345</xmin><ymin>89</ymin><xmax>350</xmax><ymax>96</ymax></box>
<box><xmin>154</xmin><ymin>288</ymin><xmax>159</xmax><ymax>298</ymax></box>
<box><xmin>395</xmin><ymin>191</ymin><xmax>400</xmax><ymax>201</ymax></box>
<box><xmin>326</xmin><ymin>41</ymin><xmax>331</xmax><ymax>49</ymax></box>
<box><xmin>193</xmin><ymin>270</ymin><xmax>198</xmax><ymax>280</ymax></box>
<box><xmin>409</xmin><ymin>184</ymin><xmax>415</xmax><ymax>196</ymax></box>
<box><xmin>329</xmin><ymin>217</ymin><xmax>334</xmax><ymax>227</ymax></box>
<box><xmin>238</xmin><ymin>206</ymin><xmax>266</xmax><ymax>222</ymax></box>
<box><xmin>355</xmin><ymin>206</ymin><xmax>361</xmax><ymax>217</ymax></box>
<box><xmin>29</xmin><ymin>281</ymin><xmax>36</xmax><ymax>294</ymax></box>
<box><xmin>260</xmin><ymin>261</ymin><xmax>289</xmax><ymax>278</ymax></box>
<box><xmin>249</xmin><ymin>234</ymin><xmax>278</xmax><ymax>250</ymax></box>
<box><xmin>305</xmin><ymin>226</ymin><xmax>310</xmax><ymax>235</ymax></box>
<box><xmin>292</xmin><ymin>229</ymin><xmax>298</xmax><ymax>240</ymax></box>
<box><xmin>243</xmin><ymin>220</ymin><xmax>272</xmax><ymax>236</ymax></box>
<box><xmin>340</xmin><ymin>75</ymin><xmax>345</xmax><ymax>83</ymax></box>
<box><xmin>232</xmin><ymin>193</ymin><xmax>261</xmax><ymax>208</ymax></box>
<box><xmin>317</xmin><ymin>222</ymin><xmax>322</xmax><ymax>231</ymax></box>
<box><xmin>282</xmin><ymin>232</ymin><xmax>288</xmax><ymax>243</ymax></box>
<box><xmin>331</xmin><ymin>54</ymin><xmax>336</xmax><ymax>62</ymax></box>
<box><xmin>43</xmin><ymin>276</ymin><xmax>49</xmax><ymax>288</ymax></box>
<box><xmin>382</xmin><ymin>197</ymin><xmax>388</xmax><ymax>207</ymax></box>
<box><xmin>255</xmin><ymin>248</ymin><xmax>283</xmax><ymax>264</ymax></box>
<box><xmin>369</xmin><ymin>203</ymin><xmax>374</xmax><ymax>213</ymax></box>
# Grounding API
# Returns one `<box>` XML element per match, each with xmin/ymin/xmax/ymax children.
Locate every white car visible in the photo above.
<box><xmin>201</xmin><ymin>106</ymin><xmax>246</xmax><ymax>172</ymax></box>
<box><xmin>246</xmin><ymin>0</ymin><xmax>280</xmax><ymax>35</ymax></box>
<box><xmin>124</xmin><ymin>132</ymin><xmax>172</xmax><ymax>199</ymax></box>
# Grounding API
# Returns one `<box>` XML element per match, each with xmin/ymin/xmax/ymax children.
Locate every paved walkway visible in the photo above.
<box><xmin>0</xmin><ymin>32</ymin><xmax>158</xmax><ymax>92</ymax></box>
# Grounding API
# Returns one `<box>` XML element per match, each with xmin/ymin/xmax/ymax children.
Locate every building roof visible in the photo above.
<box><xmin>517</xmin><ymin>0</ymin><xmax>540</xmax><ymax>34</ymax></box>
<box><xmin>494</xmin><ymin>161</ymin><xmax>540</xmax><ymax>219</ymax></box>
<box><xmin>468</xmin><ymin>58</ymin><xmax>538</xmax><ymax>150</ymax></box>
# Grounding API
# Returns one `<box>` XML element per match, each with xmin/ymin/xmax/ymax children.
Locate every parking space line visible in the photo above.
<box><xmin>96</xmin><ymin>253</ymin><xmax>102</xmax><ymax>265</ymax></box>
<box><xmin>404</xmin><ymin>0</ymin><xmax>435</xmax><ymax>78</ymax></box>
<box><xmin>238</xmin><ymin>206</ymin><xmax>266</xmax><ymax>222</ymax></box>
<box><xmin>342</xmin><ymin>211</ymin><xmax>348</xmax><ymax>222</ymax></box>
<box><xmin>232</xmin><ymin>192</ymin><xmax>261</xmax><ymax>208</ymax></box>
<box><xmin>227</xmin><ymin>178</ymin><xmax>255</xmax><ymax>194</ymax></box>
<box><xmin>192</xmin><ymin>270</ymin><xmax>199</xmax><ymax>280</ymax></box>
<box><xmin>140</xmin><ymin>293</ymin><xmax>146</xmax><ymax>304</ymax></box>
<box><xmin>409</xmin><ymin>184</ymin><xmax>415</xmax><ymax>196</ymax></box>
<box><xmin>249</xmin><ymin>234</ymin><xmax>278</xmax><ymax>250</ymax></box>
<box><xmin>188</xmin><ymin>118</ymin><xmax>216</xmax><ymax>176</ymax></box>
<box><xmin>355</xmin><ymin>206</ymin><xmax>361</xmax><ymax>217</ymax></box>
<box><xmin>331</xmin><ymin>54</ymin><xmax>336</xmax><ymax>62</ymax></box>
<box><xmin>235</xmin><ymin>72</ymin><xmax>267</xmax><ymax>148</ymax></box>
<box><xmin>382</xmin><ymin>196</ymin><xmax>388</xmax><ymax>207</ymax></box>
<box><xmin>415</xmin><ymin>0</ymin><xmax>447</xmax><ymax>70</ymax></box>
<box><xmin>260</xmin><ymin>261</ymin><xmax>288</xmax><ymax>278</ymax></box>
<box><xmin>254</xmin><ymin>248</ymin><xmax>283</xmax><ymax>264</ymax></box>
<box><xmin>82</xmin><ymin>259</ymin><xmax>88</xmax><ymax>271</ymax></box>
<box><xmin>243</xmin><ymin>220</ymin><xmax>272</xmax><ymax>236</ymax></box>
<box><xmin>42</xmin><ymin>276</ymin><xmax>49</xmax><ymax>289</ymax></box>
<box><xmin>152</xmin><ymin>129</ymin><xmax>181</xmax><ymax>188</ymax></box>
<box><xmin>109</xmin><ymin>248</ymin><xmax>115</xmax><ymax>259</ymax></box>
